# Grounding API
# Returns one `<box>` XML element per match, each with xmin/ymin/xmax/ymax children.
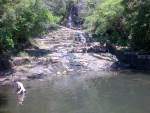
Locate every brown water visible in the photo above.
<box><xmin>0</xmin><ymin>71</ymin><xmax>150</xmax><ymax>113</ymax></box>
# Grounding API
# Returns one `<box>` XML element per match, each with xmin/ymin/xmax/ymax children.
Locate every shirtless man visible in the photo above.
<box><xmin>14</xmin><ymin>80</ymin><xmax>26</xmax><ymax>94</ymax></box>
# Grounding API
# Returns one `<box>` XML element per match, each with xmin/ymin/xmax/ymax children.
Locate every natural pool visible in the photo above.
<box><xmin>0</xmin><ymin>70</ymin><xmax>150</xmax><ymax>113</ymax></box>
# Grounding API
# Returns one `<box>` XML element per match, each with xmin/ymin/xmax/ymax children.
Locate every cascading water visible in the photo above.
<box><xmin>67</xmin><ymin>7</ymin><xmax>73</xmax><ymax>28</ymax></box>
<box><xmin>112</xmin><ymin>55</ymin><xmax>119</xmax><ymax>62</ymax></box>
<box><xmin>67</xmin><ymin>0</ymin><xmax>87</xmax><ymax>28</ymax></box>
<box><xmin>79</xmin><ymin>33</ymin><xmax>86</xmax><ymax>43</ymax></box>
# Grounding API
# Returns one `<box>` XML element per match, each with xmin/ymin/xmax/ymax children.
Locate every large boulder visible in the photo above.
<box><xmin>0</xmin><ymin>60</ymin><xmax>12</xmax><ymax>70</ymax></box>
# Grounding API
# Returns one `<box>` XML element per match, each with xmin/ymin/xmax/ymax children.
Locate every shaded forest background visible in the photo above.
<box><xmin>0</xmin><ymin>0</ymin><xmax>149</xmax><ymax>54</ymax></box>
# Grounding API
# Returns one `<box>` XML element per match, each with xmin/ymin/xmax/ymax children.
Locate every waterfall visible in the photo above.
<box><xmin>67</xmin><ymin>7</ymin><xmax>73</xmax><ymax>28</ymax></box>
<box><xmin>79</xmin><ymin>33</ymin><xmax>86</xmax><ymax>43</ymax></box>
<box><xmin>67</xmin><ymin>0</ymin><xmax>87</xmax><ymax>28</ymax></box>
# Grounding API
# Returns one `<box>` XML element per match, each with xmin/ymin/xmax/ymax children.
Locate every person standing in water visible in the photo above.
<box><xmin>14</xmin><ymin>80</ymin><xmax>26</xmax><ymax>94</ymax></box>
<box><xmin>14</xmin><ymin>80</ymin><xmax>26</xmax><ymax>105</ymax></box>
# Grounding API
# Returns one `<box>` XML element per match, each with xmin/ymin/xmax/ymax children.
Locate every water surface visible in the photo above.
<box><xmin>0</xmin><ymin>71</ymin><xmax>150</xmax><ymax>113</ymax></box>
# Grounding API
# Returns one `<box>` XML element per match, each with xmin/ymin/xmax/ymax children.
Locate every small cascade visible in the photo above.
<box><xmin>79</xmin><ymin>33</ymin><xmax>86</xmax><ymax>43</ymax></box>
<box><xmin>66</xmin><ymin>0</ymin><xmax>87</xmax><ymax>28</ymax></box>
<box><xmin>67</xmin><ymin>7</ymin><xmax>74</xmax><ymax>28</ymax></box>
<box><xmin>112</xmin><ymin>55</ymin><xmax>118</xmax><ymax>62</ymax></box>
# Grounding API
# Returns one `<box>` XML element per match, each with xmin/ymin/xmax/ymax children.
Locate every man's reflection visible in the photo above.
<box><xmin>18</xmin><ymin>93</ymin><xmax>25</xmax><ymax>105</ymax></box>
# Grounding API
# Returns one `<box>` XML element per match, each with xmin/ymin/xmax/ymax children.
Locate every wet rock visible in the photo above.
<box><xmin>0</xmin><ymin>78</ymin><xmax>10</xmax><ymax>82</ymax></box>
<box><xmin>27</xmin><ymin>73</ymin><xmax>45</xmax><ymax>79</ymax></box>
<box><xmin>36</xmin><ymin>57</ymin><xmax>51</xmax><ymax>65</ymax></box>
<box><xmin>71</xmin><ymin>61</ymin><xmax>82</xmax><ymax>66</ymax></box>
<box><xmin>87</xmin><ymin>42</ymin><xmax>102</xmax><ymax>53</ymax></box>
<box><xmin>50</xmin><ymin>58</ymin><xmax>60</xmax><ymax>64</ymax></box>
<box><xmin>12</xmin><ymin>58</ymin><xmax>30</xmax><ymax>66</ymax></box>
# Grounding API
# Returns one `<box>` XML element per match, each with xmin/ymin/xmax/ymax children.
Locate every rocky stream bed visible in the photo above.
<box><xmin>0</xmin><ymin>26</ymin><xmax>119</xmax><ymax>85</ymax></box>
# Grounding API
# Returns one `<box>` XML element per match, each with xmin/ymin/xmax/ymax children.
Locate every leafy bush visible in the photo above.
<box><xmin>122</xmin><ymin>0</ymin><xmax>150</xmax><ymax>51</ymax></box>
<box><xmin>0</xmin><ymin>0</ymin><xmax>60</xmax><ymax>53</ymax></box>
<box><xmin>84</xmin><ymin>0</ymin><xmax>150</xmax><ymax>52</ymax></box>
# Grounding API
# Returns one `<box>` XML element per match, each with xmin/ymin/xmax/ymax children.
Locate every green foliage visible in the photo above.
<box><xmin>0</xmin><ymin>30</ymin><xmax>14</xmax><ymax>52</ymax></box>
<box><xmin>84</xmin><ymin>0</ymin><xmax>150</xmax><ymax>52</ymax></box>
<box><xmin>0</xmin><ymin>0</ymin><xmax>60</xmax><ymax>53</ymax></box>
<box><xmin>85</xmin><ymin>0</ymin><xmax>124</xmax><ymax>33</ymax></box>
<box><xmin>122</xmin><ymin>0</ymin><xmax>150</xmax><ymax>51</ymax></box>
<box><xmin>45</xmin><ymin>0</ymin><xmax>67</xmax><ymax>15</ymax></box>
<box><xmin>1</xmin><ymin>0</ymin><xmax>149</xmax><ymax>53</ymax></box>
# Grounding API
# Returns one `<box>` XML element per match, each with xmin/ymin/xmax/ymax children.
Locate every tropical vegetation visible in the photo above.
<box><xmin>0</xmin><ymin>0</ymin><xmax>149</xmax><ymax>53</ymax></box>
<box><xmin>84</xmin><ymin>0</ymin><xmax>150</xmax><ymax>52</ymax></box>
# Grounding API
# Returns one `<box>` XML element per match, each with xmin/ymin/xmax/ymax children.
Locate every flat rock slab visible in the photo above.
<box><xmin>73</xmin><ymin>53</ymin><xmax>114</xmax><ymax>71</ymax></box>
